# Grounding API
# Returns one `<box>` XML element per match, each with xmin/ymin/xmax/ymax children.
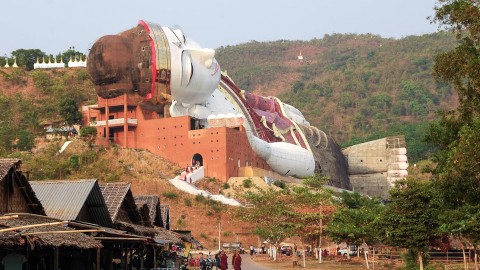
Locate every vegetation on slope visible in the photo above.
<box><xmin>0</xmin><ymin>68</ymin><xmax>96</xmax><ymax>155</ymax></box>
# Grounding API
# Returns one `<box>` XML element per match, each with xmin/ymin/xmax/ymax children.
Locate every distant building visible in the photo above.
<box><xmin>297</xmin><ymin>51</ymin><xmax>304</xmax><ymax>60</ymax></box>
<box><xmin>33</xmin><ymin>56</ymin><xmax>65</xmax><ymax>69</ymax></box>
<box><xmin>33</xmin><ymin>55</ymin><xmax>87</xmax><ymax>69</ymax></box>
<box><xmin>45</xmin><ymin>126</ymin><xmax>77</xmax><ymax>140</ymax></box>
<box><xmin>82</xmin><ymin>94</ymin><xmax>270</xmax><ymax>181</ymax></box>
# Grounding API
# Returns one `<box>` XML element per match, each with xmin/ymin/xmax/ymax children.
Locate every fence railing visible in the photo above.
<box><xmin>444</xmin><ymin>263</ymin><xmax>478</xmax><ymax>270</ymax></box>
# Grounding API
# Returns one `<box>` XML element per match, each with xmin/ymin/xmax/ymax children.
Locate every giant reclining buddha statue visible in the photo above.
<box><xmin>87</xmin><ymin>20</ymin><xmax>408</xmax><ymax>191</ymax></box>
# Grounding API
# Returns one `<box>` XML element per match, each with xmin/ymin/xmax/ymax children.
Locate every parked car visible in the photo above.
<box><xmin>280</xmin><ymin>245</ymin><xmax>292</xmax><ymax>255</ymax></box>
<box><xmin>338</xmin><ymin>246</ymin><xmax>357</xmax><ymax>256</ymax></box>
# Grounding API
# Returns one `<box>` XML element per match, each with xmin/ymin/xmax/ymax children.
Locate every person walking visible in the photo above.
<box><xmin>199</xmin><ymin>253</ymin><xmax>207</xmax><ymax>270</ymax></box>
<box><xmin>215</xmin><ymin>251</ymin><xmax>221</xmax><ymax>270</ymax></box>
<box><xmin>232</xmin><ymin>250</ymin><xmax>242</xmax><ymax>270</ymax></box>
<box><xmin>249</xmin><ymin>245</ymin><xmax>255</xmax><ymax>257</ymax></box>
<box><xmin>219</xmin><ymin>250</ymin><xmax>228</xmax><ymax>270</ymax></box>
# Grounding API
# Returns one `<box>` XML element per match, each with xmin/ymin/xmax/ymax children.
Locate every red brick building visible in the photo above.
<box><xmin>83</xmin><ymin>94</ymin><xmax>270</xmax><ymax>181</ymax></box>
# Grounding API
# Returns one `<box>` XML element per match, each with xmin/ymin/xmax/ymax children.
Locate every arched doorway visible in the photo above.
<box><xmin>192</xmin><ymin>153</ymin><xmax>203</xmax><ymax>167</ymax></box>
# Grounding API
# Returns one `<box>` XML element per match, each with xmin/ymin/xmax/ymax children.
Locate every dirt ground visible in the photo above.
<box><xmin>251</xmin><ymin>254</ymin><xmax>400</xmax><ymax>270</ymax></box>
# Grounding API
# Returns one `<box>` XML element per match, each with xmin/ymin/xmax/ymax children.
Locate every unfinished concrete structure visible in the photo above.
<box><xmin>343</xmin><ymin>136</ymin><xmax>408</xmax><ymax>198</ymax></box>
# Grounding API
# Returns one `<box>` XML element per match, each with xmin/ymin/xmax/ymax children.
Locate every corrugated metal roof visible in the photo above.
<box><xmin>30</xmin><ymin>179</ymin><xmax>113</xmax><ymax>227</ymax></box>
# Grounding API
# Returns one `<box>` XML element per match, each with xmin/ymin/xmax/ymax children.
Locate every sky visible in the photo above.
<box><xmin>0</xmin><ymin>0</ymin><xmax>440</xmax><ymax>56</ymax></box>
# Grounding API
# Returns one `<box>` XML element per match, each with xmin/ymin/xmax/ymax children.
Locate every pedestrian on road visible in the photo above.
<box><xmin>232</xmin><ymin>250</ymin><xmax>242</xmax><ymax>270</ymax></box>
<box><xmin>220</xmin><ymin>250</ymin><xmax>228</xmax><ymax>270</ymax></box>
<box><xmin>215</xmin><ymin>251</ymin><xmax>221</xmax><ymax>270</ymax></box>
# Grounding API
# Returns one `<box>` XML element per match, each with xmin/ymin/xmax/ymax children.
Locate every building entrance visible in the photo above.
<box><xmin>192</xmin><ymin>153</ymin><xmax>203</xmax><ymax>167</ymax></box>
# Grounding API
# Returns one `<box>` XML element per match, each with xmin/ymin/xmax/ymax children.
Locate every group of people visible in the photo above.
<box><xmin>182</xmin><ymin>160</ymin><xmax>202</xmax><ymax>182</ymax></box>
<box><xmin>194</xmin><ymin>250</ymin><xmax>242</xmax><ymax>270</ymax></box>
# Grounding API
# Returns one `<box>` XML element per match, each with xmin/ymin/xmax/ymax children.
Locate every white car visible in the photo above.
<box><xmin>338</xmin><ymin>247</ymin><xmax>356</xmax><ymax>256</ymax></box>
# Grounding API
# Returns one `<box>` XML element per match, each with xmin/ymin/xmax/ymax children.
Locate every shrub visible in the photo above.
<box><xmin>184</xmin><ymin>198</ymin><xmax>192</xmax><ymax>206</ymax></box>
<box><xmin>195</xmin><ymin>194</ymin><xmax>207</xmax><ymax>204</ymax></box>
<box><xmin>243</xmin><ymin>178</ymin><xmax>253</xmax><ymax>188</ymax></box>
<box><xmin>200</xmin><ymin>233</ymin><xmax>208</xmax><ymax>239</ymax></box>
<box><xmin>273</xmin><ymin>180</ymin><xmax>286</xmax><ymax>189</ymax></box>
<box><xmin>421</xmin><ymin>164</ymin><xmax>433</xmax><ymax>173</ymax></box>
<box><xmin>105</xmin><ymin>172</ymin><xmax>120</xmax><ymax>182</ymax></box>
<box><xmin>222</xmin><ymin>183</ymin><xmax>230</xmax><ymax>189</ymax></box>
<box><xmin>211</xmin><ymin>204</ymin><xmax>223</xmax><ymax>213</ymax></box>
<box><xmin>69</xmin><ymin>154</ymin><xmax>80</xmax><ymax>169</ymax></box>
<box><xmin>80</xmin><ymin>126</ymin><xmax>97</xmax><ymax>138</ymax></box>
<box><xmin>163</xmin><ymin>192</ymin><xmax>178</xmax><ymax>200</ymax></box>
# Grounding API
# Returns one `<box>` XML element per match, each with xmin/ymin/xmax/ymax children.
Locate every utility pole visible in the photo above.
<box><xmin>218</xmin><ymin>222</ymin><xmax>221</xmax><ymax>251</ymax></box>
<box><xmin>319</xmin><ymin>204</ymin><xmax>323</xmax><ymax>264</ymax></box>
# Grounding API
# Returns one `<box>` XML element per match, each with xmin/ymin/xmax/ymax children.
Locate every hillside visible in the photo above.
<box><xmin>216</xmin><ymin>32</ymin><xmax>458</xmax><ymax>161</ymax></box>
<box><xmin>17</xmin><ymin>138</ymin><xmax>257</xmax><ymax>249</ymax></box>
<box><xmin>0</xmin><ymin>68</ymin><xmax>96</xmax><ymax>155</ymax></box>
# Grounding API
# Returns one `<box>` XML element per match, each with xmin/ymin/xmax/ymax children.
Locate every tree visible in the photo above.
<box><xmin>16</xmin><ymin>130</ymin><xmax>35</xmax><ymax>151</ymax></box>
<box><xmin>57</xmin><ymin>46</ymin><xmax>86</xmax><ymax>65</ymax></box>
<box><xmin>238</xmin><ymin>188</ymin><xmax>299</xmax><ymax>246</ymax></box>
<box><xmin>292</xmin><ymin>81</ymin><xmax>305</xmax><ymax>93</ymax></box>
<box><xmin>325</xmin><ymin>192</ymin><xmax>382</xmax><ymax>260</ymax></box>
<box><xmin>237</xmin><ymin>176</ymin><xmax>333</xmax><ymax>257</ymax></box>
<box><xmin>11</xmin><ymin>49</ymin><xmax>46</xmax><ymax>70</ymax></box>
<box><xmin>428</xmin><ymin>3</ymin><xmax>480</xmax><ymax>263</ymax></box>
<box><xmin>297</xmin><ymin>175</ymin><xmax>333</xmax><ymax>251</ymax></box>
<box><xmin>374</xmin><ymin>179</ymin><xmax>441</xmax><ymax>270</ymax></box>
<box><xmin>432</xmin><ymin>1</ymin><xmax>480</xmax><ymax>123</ymax></box>
<box><xmin>80</xmin><ymin>126</ymin><xmax>97</xmax><ymax>148</ymax></box>
<box><xmin>0</xmin><ymin>120</ymin><xmax>14</xmax><ymax>154</ymax></box>
<box><xmin>59</xmin><ymin>98</ymin><xmax>82</xmax><ymax>125</ymax></box>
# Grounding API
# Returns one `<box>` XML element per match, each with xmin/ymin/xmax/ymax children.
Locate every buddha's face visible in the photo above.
<box><xmin>158</xmin><ymin>23</ymin><xmax>221</xmax><ymax>105</ymax></box>
<box><xmin>87</xmin><ymin>21</ymin><xmax>220</xmax><ymax>106</ymax></box>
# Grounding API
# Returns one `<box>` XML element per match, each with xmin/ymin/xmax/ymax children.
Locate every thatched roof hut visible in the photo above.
<box><xmin>159</xmin><ymin>204</ymin><xmax>170</xmax><ymax>229</ymax></box>
<box><xmin>0</xmin><ymin>214</ymin><xmax>102</xmax><ymax>249</ymax></box>
<box><xmin>0</xmin><ymin>159</ymin><xmax>45</xmax><ymax>215</ymax></box>
<box><xmin>114</xmin><ymin>221</ymin><xmax>156</xmax><ymax>237</ymax></box>
<box><xmin>135</xmin><ymin>195</ymin><xmax>166</xmax><ymax>227</ymax></box>
<box><xmin>99</xmin><ymin>182</ymin><xmax>143</xmax><ymax>225</ymax></box>
<box><xmin>173</xmin><ymin>230</ymin><xmax>204</xmax><ymax>249</ymax></box>
<box><xmin>154</xmin><ymin>226</ymin><xmax>183</xmax><ymax>245</ymax></box>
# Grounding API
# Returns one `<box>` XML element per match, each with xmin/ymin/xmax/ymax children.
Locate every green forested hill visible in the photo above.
<box><xmin>216</xmin><ymin>32</ymin><xmax>458</xmax><ymax>161</ymax></box>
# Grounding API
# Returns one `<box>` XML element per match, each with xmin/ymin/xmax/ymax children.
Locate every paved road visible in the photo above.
<box><xmin>239</xmin><ymin>254</ymin><xmax>274</xmax><ymax>270</ymax></box>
